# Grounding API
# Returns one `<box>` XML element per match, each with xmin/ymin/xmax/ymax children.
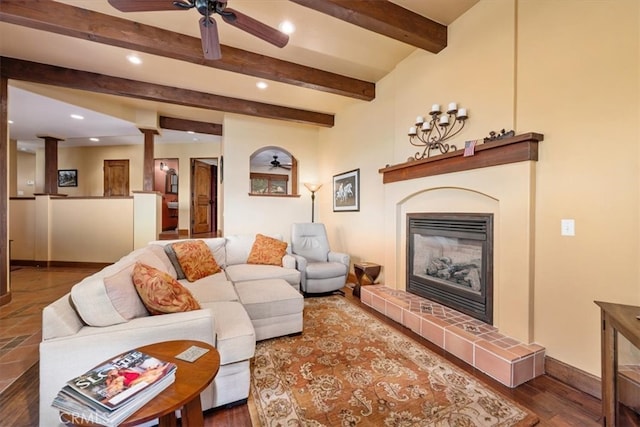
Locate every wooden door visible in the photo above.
<box><xmin>191</xmin><ymin>159</ymin><xmax>215</xmax><ymax>235</ymax></box>
<box><xmin>104</xmin><ymin>159</ymin><xmax>129</xmax><ymax>196</ymax></box>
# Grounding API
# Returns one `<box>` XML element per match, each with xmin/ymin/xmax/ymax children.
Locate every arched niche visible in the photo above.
<box><xmin>249</xmin><ymin>147</ymin><xmax>298</xmax><ymax>196</ymax></box>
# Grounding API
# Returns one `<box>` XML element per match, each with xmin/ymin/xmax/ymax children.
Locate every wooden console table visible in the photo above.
<box><xmin>594</xmin><ymin>301</ymin><xmax>640</xmax><ymax>426</ymax></box>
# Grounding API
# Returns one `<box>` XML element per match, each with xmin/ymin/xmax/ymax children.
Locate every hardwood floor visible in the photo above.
<box><xmin>0</xmin><ymin>267</ymin><xmax>608</xmax><ymax>426</ymax></box>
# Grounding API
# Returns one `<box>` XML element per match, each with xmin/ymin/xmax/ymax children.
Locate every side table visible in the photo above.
<box><xmin>353</xmin><ymin>262</ymin><xmax>381</xmax><ymax>298</ymax></box>
<box><xmin>61</xmin><ymin>340</ymin><xmax>220</xmax><ymax>427</ymax></box>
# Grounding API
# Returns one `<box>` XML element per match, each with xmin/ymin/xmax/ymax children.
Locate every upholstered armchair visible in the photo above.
<box><xmin>291</xmin><ymin>223</ymin><xmax>350</xmax><ymax>295</ymax></box>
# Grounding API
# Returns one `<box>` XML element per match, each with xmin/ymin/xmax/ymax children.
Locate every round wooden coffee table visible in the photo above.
<box><xmin>61</xmin><ymin>340</ymin><xmax>220</xmax><ymax>427</ymax></box>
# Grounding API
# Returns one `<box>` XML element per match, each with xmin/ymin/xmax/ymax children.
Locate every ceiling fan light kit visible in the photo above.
<box><xmin>270</xmin><ymin>155</ymin><xmax>292</xmax><ymax>170</ymax></box>
<box><xmin>107</xmin><ymin>0</ymin><xmax>289</xmax><ymax>60</ymax></box>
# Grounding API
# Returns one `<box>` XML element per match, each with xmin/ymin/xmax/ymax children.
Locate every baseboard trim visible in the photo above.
<box><xmin>11</xmin><ymin>260</ymin><xmax>110</xmax><ymax>269</ymax></box>
<box><xmin>545</xmin><ymin>356</ymin><xmax>601</xmax><ymax>399</ymax></box>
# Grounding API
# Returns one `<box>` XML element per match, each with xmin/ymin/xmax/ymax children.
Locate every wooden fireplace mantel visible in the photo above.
<box><xmin>379</xmin><ymin>132</ymin><xmax>544</xmax><ymax>184</ymax></box>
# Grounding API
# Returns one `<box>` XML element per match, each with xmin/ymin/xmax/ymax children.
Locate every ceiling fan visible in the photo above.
<box><xmin>107</xmin><ymin>0</ymin><xmax>289</xmax><ymax>60</ymax></box>
<box><xmin>270</xmin><ymin>155</ymin><xmax>291</xmax><ymax>170</ymax></box>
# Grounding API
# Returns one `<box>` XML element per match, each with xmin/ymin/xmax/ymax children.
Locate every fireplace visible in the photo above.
<box><xmin>407</xmin><ymin>213</ymin><xmax>493</xmax><ymax>323</ymax></box>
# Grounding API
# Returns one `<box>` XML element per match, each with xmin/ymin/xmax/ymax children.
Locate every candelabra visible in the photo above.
<box><xmin>408</xmin><ymin>103</ymin><xmax>469</xmax><ymax>160</ymax></box>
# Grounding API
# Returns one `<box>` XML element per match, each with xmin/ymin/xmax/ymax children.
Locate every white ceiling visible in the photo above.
<box><xmin>1</xmin><ymin>0</ymin><xmax>478</xmax><ymax>152</ymax></box>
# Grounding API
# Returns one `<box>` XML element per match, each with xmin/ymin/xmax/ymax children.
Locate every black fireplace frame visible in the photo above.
<box><xmin>407</xmin><ymin>212</ymin><xmax>494</xmax><ymax>324</ymax></box>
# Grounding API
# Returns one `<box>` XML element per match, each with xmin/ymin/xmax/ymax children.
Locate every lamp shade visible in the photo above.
<box><xmin>304</xmin><ymin>183</ymin><xmax>322</xmax><ymax>192</ymax></box>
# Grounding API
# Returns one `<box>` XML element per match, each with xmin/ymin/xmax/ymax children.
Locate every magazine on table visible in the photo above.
<box><xmin>52</xmin><ymin>371</ymin><xmax>175</xmax><ymax>427</ymax></box>
<box><xmin>53</xmin><ymin>349</ymin><xmax>177</xmax><ymax>412</ymax></box>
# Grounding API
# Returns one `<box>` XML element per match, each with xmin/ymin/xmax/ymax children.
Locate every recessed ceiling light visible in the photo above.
<box><xmin>8</xmin><ymin>120</ymin><xmax>13</xmax><ymax>124</ymax></box>
<box><xmin>127</xmin><ymin>54</ymin><xmax>142</xmax><ymax>65</ymax></box>
<box><xmin>187</xmin><ymin>131</ymin><xmax>195</xmax><ymax>134</ymax></box>
<box><xmin>90</xmin><ymin>137</ymin><xmax>100</xmax><ymax>142</ymax></box>
<box><xmin>279</xmin><ymin>20</ymin><xmax>295</xmax><ymax>35</ymax></box>
<box><xmin>70</xmin><ymin>114</ymin><xmax>84</xmax><ymax>120</ymax></box>
<box><xmin>256</xmin><ymin>81</ymin><xmax>268</xmax><ymax>90</ymax></box>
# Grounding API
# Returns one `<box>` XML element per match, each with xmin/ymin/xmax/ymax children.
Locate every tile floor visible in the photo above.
<box><xmin>361</xmin><ymin>284</ymin><xmax>546</xmax><ymax>387</ymax></box>
<box><xmin>0</xmin><ymin>267</ymin><xmax>100</xmax><ymax>394</ymax></box>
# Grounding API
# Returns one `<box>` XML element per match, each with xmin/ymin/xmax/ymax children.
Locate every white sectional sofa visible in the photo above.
<box><xmin>39</xmin><ymin>234</ymin><xmax>302</xmax><ymax>427</ymax></box>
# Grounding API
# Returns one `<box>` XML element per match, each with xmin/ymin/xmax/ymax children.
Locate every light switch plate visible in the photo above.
<box><xmin>561</xmin><ymin>219</ymin><xmax>575</xmax><ymax>236</ymax></box>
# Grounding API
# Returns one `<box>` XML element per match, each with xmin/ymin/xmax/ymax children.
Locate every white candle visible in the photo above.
<box><xmin>415</xmin><ymin>116</ymin><xmax>424</xmax><ymax>124</ymax></box>
<box><xmin>431</xmin><ymin>104</ymin><xmax>440</xmax><ymax>113</ymax></box>
<box><xmin>439</xmin><ymin>115</ymin><xmax>449</xmax><ymax>125</ymax></box>
<box><xmin>448</xmin><ymin>102</ymin><xmax>457</xmax><ymax>112</ymax></box>
<box><xmin>409</xmin><ymin>126</ymin><xmax>417</xmax><ymax>135</ymax></box>
<box><xmin>421</xmin><ymin>122</ymin><xmax>431</xmax><ymax>131</ymax></box>
<box><xmin>457</xmin><ymin>108</ymin><xmax>467</xmax><ymax>118</ymax></box>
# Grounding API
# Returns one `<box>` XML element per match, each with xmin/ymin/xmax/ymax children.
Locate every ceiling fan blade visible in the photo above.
<box><xmin>107</xmin><ymin>0</ymin><xmax>187</xmax><ymax>12</ymax></box>
<box><xmin>221</xmin><ymin>8</ymin><xmax>289</xmax><ymax>48</ymax></box>
<box><xmin>200</xmin><ymin>17</ymin><xmax>222</xmax><ymax>60</ymax></box>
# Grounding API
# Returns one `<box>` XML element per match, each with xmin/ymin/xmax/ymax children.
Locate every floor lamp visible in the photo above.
<box><xmin>304</xmin><ymin>183</ymin><xmax>322</xmax><ymax>223</ymax></box>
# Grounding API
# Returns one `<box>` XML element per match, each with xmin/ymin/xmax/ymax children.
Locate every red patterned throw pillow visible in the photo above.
<box><xmin>247</xmin><ymin>234</ymin><xmax>288</xmax><ymax>266</ymax></box>
<box><xmin>171</xmin><ymin>240</ymin><xmax>221</xmax><ymax>282</ymax></box>
<box><xmin>132</xmin><ymin>263</ymin><xmax>201</xmax><ymax>315</ymax></box>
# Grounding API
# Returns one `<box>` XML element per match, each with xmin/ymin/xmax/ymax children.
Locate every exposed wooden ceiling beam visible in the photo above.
<box><xmin>289</xmin><ymin>0</ymin><xmax>447</xmax><ymax>53</ymax></box>
<box><xmin>159</xmin><ymin>116</ymin><xmax>222</xmax><ymax>136</ymax></box>
<box><xmin>0</xmin><ymin>57</ymin><xmax>335</xmax><ymax>128</ymax></box>
<box><xmin>0</xmin><ymin>0</ymin><xmax>375</xmax><ymax>101</ymax></box>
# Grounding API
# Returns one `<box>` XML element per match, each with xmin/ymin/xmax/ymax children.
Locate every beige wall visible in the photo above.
<box><xmin>16</xmin><ymin>151</ymin><xmax>36</xmax><ymax>197</ymax></box>
<box><xmin>518</xmin><ymin>0</ymin><xmax>640</xmax><ymax>376</ymax></box>
<box><xmin>316</xmin><ymin>0</ymin><xmax>640</xmax><ymax>377</ymax></box>
<box><xmin>222</xmin><ymin>114</ymin><xmax>320</xmax><ymax>239</ymax></box>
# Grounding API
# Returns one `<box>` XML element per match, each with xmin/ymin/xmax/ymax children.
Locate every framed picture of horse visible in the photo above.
<box><xmin>333</xmin><ymin>169</ymin><xmax>359</xmax><ymax>212</ymax></box>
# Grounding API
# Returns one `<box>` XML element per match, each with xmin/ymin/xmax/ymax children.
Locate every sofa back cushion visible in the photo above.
<box><xmin>103</xmin><ymin>263</ymin><xmax>151</xmax><ymax>320</ymax></box>
<box><xmin>42</xmin><ymin>294</ymin><xmax>86</xmax><ymax>340</ymax></box>
<box><xmin>70</xmin><ymin>246</ymin><xmax>168</xmax><ymax>326</ymax></box>
<box><xmin>148</xmin><ymin>238</ymin><xmax>227</xmax><ymax>269</ymax></box>
<box><xmin>132</xmin><ymin>263</ymin><xmax>201</xmax><ymax>315</ymax></box>
<box><xmin>225</xmin><ymin>234</ymin><xmax>284</xmax><ymax>266</ymax></box>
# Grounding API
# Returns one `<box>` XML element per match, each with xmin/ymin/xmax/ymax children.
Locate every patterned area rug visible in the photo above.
<box><xmin>249</xmin><ymin>296</ymin><xmax>538</xmax><ymax>426</ymax></box>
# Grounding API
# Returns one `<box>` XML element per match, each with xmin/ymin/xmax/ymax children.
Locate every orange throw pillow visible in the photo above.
<box><xmin>247</xmin><ymin>234</ymin><xmax>288</xmax><ymax>266</ymax></box>
<box><xmin>171</xmin><ymin>240</ymin><xmax>221</xmax><ymax>282</ymax></box>
<box><xmin>132</xmin><ymin>263</ymin><xmax>201</xmax><ymax>315</ymax></box>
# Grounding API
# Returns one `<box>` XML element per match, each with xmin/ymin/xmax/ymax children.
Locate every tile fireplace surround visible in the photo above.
<box><xmin>361</xmin><ymin>285</ymin><xmax>545</xmax><ymax>388</ymax></box>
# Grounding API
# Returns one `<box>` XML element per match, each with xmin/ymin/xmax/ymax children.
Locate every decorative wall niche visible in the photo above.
<box><xmin>249</xmin><ymin>147</ymin><xmax>298</xmax><ymax>196</ymax></box>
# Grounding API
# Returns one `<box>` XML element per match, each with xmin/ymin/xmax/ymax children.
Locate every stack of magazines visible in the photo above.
<box><xmin>52</xmin><ymin>349</ymin><xmax>177</xmax><ymax>427</ymax></box>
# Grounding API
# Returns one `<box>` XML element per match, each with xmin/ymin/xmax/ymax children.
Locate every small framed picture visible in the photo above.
<box><xmin>58</xmin><ymin>169</ymin><xmax>78</xmax><ymax>187</ymax></box>
<box><xmin>333</xmin><ymin>168</ymin><xmax>359</xmax><ymax>212</ymax></box>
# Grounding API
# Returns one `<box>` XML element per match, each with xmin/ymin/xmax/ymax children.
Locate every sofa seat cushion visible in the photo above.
<box><xmin>234</xmin><ymin>279</ymin><xmax>303</xmax><ymax>321</ymax></box>
<box><xmin>181</xmin><ymin>274</ymin><xmax>239</xmax><ymax>303</ymax></box>
<box><xmin>200</xmin><ymin>301</ymin><xmax>255</xmax><ymax>365</ymax></box>
<box><xmin>224</xmin><ymin>264</ymin><xmax>300</xmax><ymax>287</ymax></box>
<box><xmin>305</xmin><ymin>261</ymin><xmax>348</xmax><ymax>279</ymax></box>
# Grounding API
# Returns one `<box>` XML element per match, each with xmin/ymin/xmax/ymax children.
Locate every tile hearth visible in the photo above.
<box><xmin>360</xmin><ymin>285</ymin><xmax>545</xmax><ymax>387</ymax></box>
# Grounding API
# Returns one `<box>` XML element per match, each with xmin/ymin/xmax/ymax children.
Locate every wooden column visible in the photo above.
<box><xmin>140</xmin><ymin>128</ymin><xmax>158</xmax><ymax>192</ymax></box>
<box><xmin>0</xmin><ymin>74</ymin><xmax>9</xmax><ymax>306</ymax></box>
<box><xmin>40</xmin><ymin>135</ymin><xmax>64</xmax><ymax>194</ymax></box>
